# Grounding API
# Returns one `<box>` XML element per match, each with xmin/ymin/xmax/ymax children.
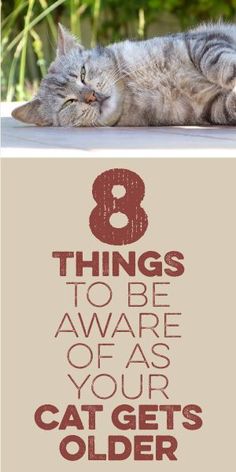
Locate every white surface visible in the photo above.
<box><xmin>1</xmin><ymin>102</ymin><xmax>236</xmax><ymax>158</ymax></box>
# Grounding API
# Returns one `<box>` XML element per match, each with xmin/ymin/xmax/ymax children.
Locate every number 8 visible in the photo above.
<box><xmin>89</xmin><ymin>168</ymin><xmax>148</xmax><ymax>245</ymax></box>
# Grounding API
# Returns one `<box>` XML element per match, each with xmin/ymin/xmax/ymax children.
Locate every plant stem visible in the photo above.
<box><xmin>70</xmin><ymin>0</ymin><xmax>81</xmax><ymax>37</ymax></box>
<box><xmin>39</xmin><ymin>0</ymin><xmax>57</xmax><ymax>41</ymax></box>
<box><xmin>30</xmin><ymin>28</ymin><xmax>47</xmax><ymax>77</ymax></box>
<box><xmin>91</xmin><ymin>0</ymin><xmax>101</xmax><ymax>47</ymax></box>
<box><xmin>2</xmin><ymin>1</ymin><xmax>28</xmax><ymax>31</ymax></box>
<box><xmin>138</xmin><ymin>8</ymin><xmax>145</xmax><ymax>39</ymax></box>
<box><xmin>18</xmin><ymin>0</ymin><xmax>35</xmax><ymax>101</ymax></box>
<box><xmin>4</xmin><ymin>0</ymin><xmax>66</xmax><ymax>58</ymax></box>
<box><xmin>6</xmin><ymin>38</ymin><xmax>24</xmax><ymax>101</ymax></box>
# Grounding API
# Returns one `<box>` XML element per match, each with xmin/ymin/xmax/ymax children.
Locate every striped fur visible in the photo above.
<box><xmin>12</xmin><ymin>22</ymin><xmax>236</xmax><ymax>126</ymax></box>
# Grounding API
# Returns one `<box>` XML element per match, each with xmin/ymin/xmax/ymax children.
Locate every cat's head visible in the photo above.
<box><xmin>12</xmin><ymin>24</ymin><xmax>124</xmax><ymax>127</ymax></box>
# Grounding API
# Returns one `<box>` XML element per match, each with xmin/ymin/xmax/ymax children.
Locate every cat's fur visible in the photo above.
<box><xmin>12</xmin><ymin>22</ymin><xmax>236</xmax><ymax>126</ymax></box>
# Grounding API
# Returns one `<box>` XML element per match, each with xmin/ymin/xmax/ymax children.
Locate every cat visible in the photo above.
<box><xmin>12</xmin><ymin>22</ymin><xmax>236</xmax><ymax>127</ymax></box>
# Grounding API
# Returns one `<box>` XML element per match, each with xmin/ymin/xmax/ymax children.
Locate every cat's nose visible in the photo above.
<box><xmin>84</xmin><ymin>90</ymin><xmax>97</xmax><ymax>104</ymax></box>
<box><xmin>83</xmin><ymin>90</ymin><xmax>109</xmax><ymax>105</ymax></box>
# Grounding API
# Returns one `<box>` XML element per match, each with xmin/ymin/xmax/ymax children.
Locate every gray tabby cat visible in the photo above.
<box><xmin>12</xmin><ymin>22</ymin><xmax>236</xmax><ymax>126</ymax></box>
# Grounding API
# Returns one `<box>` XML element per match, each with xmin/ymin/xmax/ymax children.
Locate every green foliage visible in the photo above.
<box><xmin>1</xmin><ymin>0</ymin><xmax>236</xmax><ymax>101</ymax></box>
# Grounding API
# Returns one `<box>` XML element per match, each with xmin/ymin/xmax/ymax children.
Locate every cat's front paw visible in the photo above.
<box><xmin>225</xmin><ymin>90</ymin><xmax>236</xmax><ymax>124</ymax></box>
<box><xmin>224</xmin><ymin>63</ymin><xmax>236</xmax><ymax>90</ymax></box>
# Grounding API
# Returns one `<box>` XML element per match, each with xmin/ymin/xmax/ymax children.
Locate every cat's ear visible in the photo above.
<box><xmin>11</xmin><ymin>99</ymin><xmax>51</xmax><ymax>126</ymax></box>
<box><xmin>57</xmin><ymin>23</ymin><xmax>84</xmax><ymax>57</ymax></box>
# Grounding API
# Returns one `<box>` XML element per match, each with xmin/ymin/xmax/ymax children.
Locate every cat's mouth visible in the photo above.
<box><xmin>89</xmin><ymin>94</ymin><xmax>111</xmax><ymax>115</ymax></box>
<box><xmin>99</xmin><ymin>95</ymin><xmax>111</xmax><ymax>114</ymax></box>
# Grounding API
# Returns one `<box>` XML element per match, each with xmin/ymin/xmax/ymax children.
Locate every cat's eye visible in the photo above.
<box><xmin>81</xmin><ymin>66</ymin><xmax>86</xmax><ymax>84</ymax></box>
<box><xmin>60</xmin><ymin>98</ymin><xmax>77</xmax><ymax>110</ymax></box>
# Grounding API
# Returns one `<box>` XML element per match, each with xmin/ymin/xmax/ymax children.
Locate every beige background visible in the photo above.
<box><xmin>2</xmin><ymin>158</ymin><xmax>236</xmax><ymax>471</ymax></box>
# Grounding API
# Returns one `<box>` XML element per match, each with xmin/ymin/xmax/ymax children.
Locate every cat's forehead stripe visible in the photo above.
<box><xmin>46</xmin><ymin>75</ymin><xmax>67</xmax><ymax>87</ymax></box>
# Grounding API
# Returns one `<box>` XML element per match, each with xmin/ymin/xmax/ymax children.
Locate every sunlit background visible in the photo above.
<box><xmin>2</xmin><ymin>0</ymin><xmax>236</xmax><ymax>101</ymax></box>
